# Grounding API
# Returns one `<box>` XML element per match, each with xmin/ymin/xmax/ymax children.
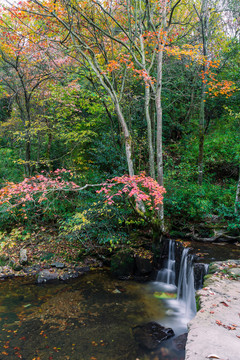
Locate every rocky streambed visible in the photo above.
<box><xmin>185</xmin><ymin>260</ymin><xmax>240</xmax><ymax>360</ymax></box>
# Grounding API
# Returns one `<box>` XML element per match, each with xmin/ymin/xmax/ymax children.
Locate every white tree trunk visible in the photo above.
<box><xmin>155</xmin><ymin>45</ymin><xmax>165</xmax><ymax>232</ymax></box>
<box><xmin>197</xmin><ymin>0</ymin><xmax>209</xmax><ymax>185</ymax></box>
<box><xmin>115</xmin><ymin>101</ymin><xmax>135</xmax><ymax>177</ymax></box>
<box><xmin>145</xmin><ymin>84</ymin><xmax>155</xmax><ymax>179</ymax></box>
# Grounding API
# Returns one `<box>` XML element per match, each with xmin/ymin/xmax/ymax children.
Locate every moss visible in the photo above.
<box><xmin>203</xmin><ymin>274</ymin><xmax>215</xmax><ymax>287</ymax></box>
<box><xmin>204</xmin><ymin>274</ymin><xmax>212</xmax><ymax>280</ymax></box>
<box><xmin>195</xmin><ymin>294</ymin><xmax>201</xmax><ymax>312</ymax></box>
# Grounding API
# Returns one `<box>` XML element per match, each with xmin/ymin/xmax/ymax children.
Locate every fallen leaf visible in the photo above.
<box><xmin>208</xmin><ymin>291</ymin><xmax>215</xmax><ymax>295</ymax></box>
<box><xmin>227</xmin><ymin>326</ymin><xmax>236</xmax><ymax>330</ymax></box>
<box><xmin>220</xmin><ymin>301</ymin><xmax>229</xmax><ymax>307</ymax></box>
<box><xmin>206</xmin><ymin>355</ymin><xmax>220</xmax><ymax>359</ymax></box>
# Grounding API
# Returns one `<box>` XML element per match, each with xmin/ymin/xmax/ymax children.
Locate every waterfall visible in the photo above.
<box><xmin>156</xmin><ymin>241</ymin><xmax>201</xmax><ymax>320</ymax></box>
<box><xmin>156</xmin><ymin>240</ymin><xmax>176</xmax><ymax>291</ymax></box>
<box><xmin>177</xmin><ymin>248</ymin><xmax>196</xmax><ymax>318</ymax></box>
<box><xmin>204</xmin><ymin>263</ymin><xmax>209</xmax><ymax>274</ymax></box>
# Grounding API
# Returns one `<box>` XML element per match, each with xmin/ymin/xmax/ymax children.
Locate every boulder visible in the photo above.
<box><xmin>194</xmin><ymin>263</ymin><xmax>208</xmax><ymax>290</ymax></box>
<box><xmin>59</xmin><ymin>271</ymin><xmax>79</xmax><ymax>281</ymax></box>
<box><xmin>12</xmin><ymin>264</ymin><xmax>23</xmax><ymax>272</ymax></box>
<box><xmin>23</xmin><ymin>265</ymin><xmax>41</xmax><ymax>275</ymax></box>
<box><xmin>229</xmin><ymin>267</ymin><xmax>240</xmax><ymax>276</ymax></box>
<box><xmin>36</xmin><ymin>270</ymin><xmax>59</xmax><ymax>284</ymax></box>
<box><xmin>133</xmin><ymin>321</ymin><xmax>175</xmax><ymax>350</ymax></box>
<box><xmin>135</xmin><ymin>250</ymin><xmax>154</xmax><ymax>275</ymax></box>
<box><xmin>51</xmin><ymin>262</ymin><xmax>65</xmax><ymax>269</ymax></box>
<box><xmin>19</xmin><ymin>248</ymin><xmax>28</xmax><ymax>266</ymax></box>
<box><xmin>111</xmin><ymin>250</ymin><xmax>135</xmax><ymax>278</ymax></box>
<box><xmin>75</xmin><ymin>266</ymin><xmax>90</xmax><ymax>273</ymax></box>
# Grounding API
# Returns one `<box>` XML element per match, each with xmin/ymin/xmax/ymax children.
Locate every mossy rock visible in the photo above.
<box><xmin>12</xmin><ymin>264</ymin><xmax>23</xmax><ymax>272</ymax></box>
<box><xmin>227</xmin><ymin>267</ymin><xmax>240</xmax><ymax>277</ymax></box>
<box><xmin>208</xmin><ymin>263</ymin><xmax>219</xmax><ymax>274</ymax></box>
<box><xmin>111</xmin><ymin>250</ymin><xmax>135</xmax><ymax>278</ymax></box>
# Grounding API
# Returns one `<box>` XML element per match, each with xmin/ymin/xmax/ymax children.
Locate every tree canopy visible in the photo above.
<box><xmin>0</xmin><ymin>0</ymin><xmax>239</xmax><ymax>243</ymax></box>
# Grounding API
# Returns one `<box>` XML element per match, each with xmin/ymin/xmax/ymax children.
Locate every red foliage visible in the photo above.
<box><xmin>97</xmin><ymin>172</ymin><xmax>166</xmax><ymax>211</ymax></box>
<box><xmin>0</xmin><ymin>169</ymin><xmax>79</xmax><ymax>217</ymax></box>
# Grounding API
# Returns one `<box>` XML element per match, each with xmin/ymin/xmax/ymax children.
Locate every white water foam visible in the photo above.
<box><xmin>155</xmin><ymin>241</ymin><xmax>198</xmax><ymax>329</ymax></box>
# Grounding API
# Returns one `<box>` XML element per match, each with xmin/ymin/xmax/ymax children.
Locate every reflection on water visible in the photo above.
<box><xmin>0</xmin><ymin>271</ymin><xmax>185</xmax><ymax>360</ymax></box>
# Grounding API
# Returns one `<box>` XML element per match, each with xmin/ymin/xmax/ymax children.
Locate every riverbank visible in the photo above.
<box><xmin>185</xmin><ymin>260</ymin><xmax>240</xmax><ymax>360</ymax></box>
<box><xmin>0</xmin><ymin>227</ymin><xmax>104</xmax><ymax>281</ymax></box>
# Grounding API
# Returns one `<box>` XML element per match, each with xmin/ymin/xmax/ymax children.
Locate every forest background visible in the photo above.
<box><xmin>0</xmin><ymin>0</ymin><xmax>239</xmax><ymax>263</ymax></box>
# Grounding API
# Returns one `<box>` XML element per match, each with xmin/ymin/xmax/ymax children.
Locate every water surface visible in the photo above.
<box><xmin>1</xmin><ymin>241</ymin><xmax>238</xmax><ymax>359</ymax></box>
<box><xmin>0</xmin><ymin>271</ymin><xmax>185</xmax><ymax>360</ymax></box>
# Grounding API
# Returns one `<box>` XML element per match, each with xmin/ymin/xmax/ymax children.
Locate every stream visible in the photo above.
<box><xmin>0</xmin><ymin>241</ymin><xmax>239</xmax><ymax>360</ymax></box>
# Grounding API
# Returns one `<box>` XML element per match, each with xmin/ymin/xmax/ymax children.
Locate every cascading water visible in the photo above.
<box><xmin>155</xmin><ymin>240</ymin><xmax>202</xmax><ymax>324</ymax></box>
<box><xmin>177</xmin><ymin>248</ymin><xmax>196</xmax><ymax>318</ymax></box>
<box><xmin>156</xmin><ymin>239</ymin><xmax>176</xmax><ymax>291</ymax></box>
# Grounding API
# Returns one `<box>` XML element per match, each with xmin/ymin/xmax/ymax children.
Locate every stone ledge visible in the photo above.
<box><xmin>185</xmin><ymin>262</ymin><xmax>240</xmax><ymax>360</ymax></box>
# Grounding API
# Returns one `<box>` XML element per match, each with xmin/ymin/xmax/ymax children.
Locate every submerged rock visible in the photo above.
<box><xmin>173</xmin><ymin>332</ymin><xmax>188</xmax><ymax>351</ymax></box>
<box><xmin>133</xmin><ymin>321</ymin><xmax>174</xmax><ymax>350</ymax></box>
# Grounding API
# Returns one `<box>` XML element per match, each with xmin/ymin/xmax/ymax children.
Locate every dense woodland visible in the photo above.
<box><xmin>0</xmin><ymin>0</ymin><xmax>239</xmax><ymax>257</ymax></box>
